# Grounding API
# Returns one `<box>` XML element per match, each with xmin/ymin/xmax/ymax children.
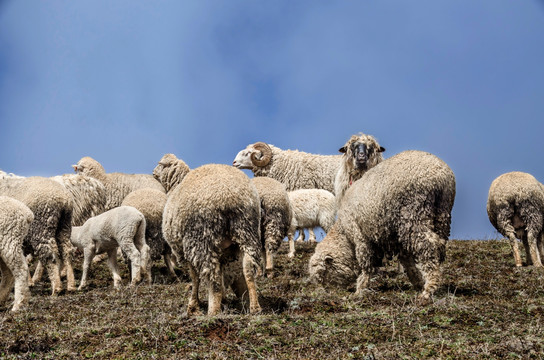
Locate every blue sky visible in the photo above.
<box><xmin>1</xmin><ymin>1</ymin><xmax>543</xmax><ymax>239</ymax></box>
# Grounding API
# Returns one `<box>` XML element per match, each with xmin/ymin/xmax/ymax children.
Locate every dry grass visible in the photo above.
<box><xmin>1</xmin><ymin>240</ymin><xmax>543</xmax><ymax>359</ymax></box>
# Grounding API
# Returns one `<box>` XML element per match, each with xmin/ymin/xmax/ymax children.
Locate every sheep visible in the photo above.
<box><xmin>51</xmin><ymin>174</ymin><xmax>107</xmax><ymax>226</ymax></box>
<box><xmin>233</xmin><ymin>142</ymin><xmax>342</xmax><ymax>193</ymax></box>
<box><xmin>309</xmin><ymin>150</ymin><xmax>456</xmax><ymax>304</ymax></box>
<box><xmin>152</xmin><ymin>153</ymin><xmax>191</xmax><ymax>193</ymax></box>
<box><xmin>72</xmin><ymin>156</ymin><xmax>165</xmax><ymax>210</ymax></box>
<box><xmin>162</xmin><ymin>164</ymin><xmax>262</xmax><ymax>316</ymax></box>
<box><xmin>251</xmin><ymin>177</ymin><xmax>292</xmax><ymax>273</ymax></box>
<box><xmin>70</xmin><ymin>206</ymin><xmax>151</xmax><ymax>290</ymax></box>
<box><xmin>487</xmin><ymin>171</ymin><xmax>544</xmax><ymax>267</ymax></box>
<box><xmin>121</xmin><ymin>188</ymin><xmax>177</xmax><ymax>277</ymax></box>
<box><xmin>287</xmin><ymin>189</ymin><xmax>337</xmax><ymax>258</ymax></box>
<box><xmin>334</xmin><ymin>133</ymin><xmax>385</xmax><ymax>204</ymax></box>
<box><xmin>0</xmin><ymin>196</ymin><xmax>34</xmax><ymax>312</ymax></box>
<box><xmin>0</xmin><ymin>175</ymin><xmax>75</xmax><ymax>294</ymax></box>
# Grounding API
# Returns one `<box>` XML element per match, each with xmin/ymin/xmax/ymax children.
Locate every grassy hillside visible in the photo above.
<box><xmin>1</xmin><ymin>240</ymin><xmax>543</xmax><ymax>359</ymax></box>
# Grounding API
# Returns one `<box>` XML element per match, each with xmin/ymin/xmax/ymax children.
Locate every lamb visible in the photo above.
<box><xmin>70</xmin><ymin>206</ymin><xmax>151</xmax><ymax>290</ymax></box>
<box><xmin>121</xmin><ymin>188</ymin><xmax>177</xmax><ymax>277</ymax></box>
<box><xmin>72</xmin><ymin>156</ymin><xmax>165</xmax><ymax>210</ymax></box>
<box><xmin>487</xmin><ymin>171</ymin><xmax>544</xmax><ymax>267</ymax></box>
<box><xmin>287</xmin><ymin>189</ymin><xmax>337</xmax><ymax>258</ymax></box>
<box><xmin>334</xmin><ymin>133</ymin><xmax>385</xmax><ymax>204</ymax></box>
<box><xmin>251</xmin><ymin>177</ymin><xmax>292</xmax><ymax>273</ymax></box>
<box><xmin>233</xmin><ymin>142</ymin><xmax>342</xmax><ymax>193</ymax></box>
<box><xmin>309</xmin><ymin>150</ymin><xmax>456</xmax><ymax>304</ymax></box>
<box><xmin>0</xmin><ymin>196</ymin><xmax>34</xmax><ymax>311</ymax></box>
<box><xmin>0</xmin><ymin>175</ymin><xmax>75</xmax><ymax>294</ymax></box>
<box><xmin>152</xmin><ymin>153</ymin><xmax>191</xmax><ymax>193</ymax></box>
<box><xmin>162</xmin><ymin>164</ymin><xmax>262</xmax><ymax>316</ymax></box>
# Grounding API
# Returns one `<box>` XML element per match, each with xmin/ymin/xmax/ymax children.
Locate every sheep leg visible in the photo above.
<box><xmin>503</xmin><ymin>224</ymin><xmax>523</xmax><ymax>267</ymax></box>
<box><xmin>78</xmin><ymin>245</ymin><xmax>95</xmax><ymax>290</ymax></box>
<box><xmin>60</xmin><ymin>241</ymin><xmax>76</xmax><ymax>292</ymax></box>
<box><xmin>30</xmin><ymin>260</ymin><xmax>44</xmax><ymax>286</ymax></box>
<box><xmin>308</xmin><ymin>229</ymin><xmax>317</xmax><ymax>243</ymax></box>
<box><xmin>0</xmin><ymin>258</ymin><xmax>15</xmax><ymax>305</ymax></box>
<box><xmin>243</xmin><ymin>253</ymin><xmax>261</xmax><ymax>314</ymax></box>
<box><xmin>265</xmin><ymin>247</ymin><xmax>274</xmax><ymax>274</ymax></box>
<box><xmin>353</xmin><ymin>239</ymin><xmax>373</xmax><ymax>296</ymax></box>
<box><xmin>207</xmin><ymin>261</ymin><xmax>223</xmax><ymax>316</ymax></box>
<box><xmin>186</xmin><ymin>264</ymin><xmax>201</xmax><ymax>316</ymax></box>
<box><xmin>106</xmin><ymin>248</ymin><xmax>123</xmax><ymax>289</ymax></box>
<box><xmin>118</xmin><ymin>242</ymin><xmax>142</xmax><ymax>286</ymax></box>
<box><xmin>295</xmin><ymin>229</ymin><xmax>305</xmax><ymax>242</ymax></box>
<box><xmin>413</xmin><ymin>229</ymin><xmax>446</xmax><ymax>305</ymax></box>
<box><xmin>163</xmin><ymin>253</ymin><xmax>178</xmax><ymax>278</ymax></box>
<box><xmin>527</xmin><ymin>230</ymin><xmax>543</xmax><ymax>267</ymax></box>
<box><xmin>138</xmin><ymin>243</ymin><xmax>152</xmax><ymax>283</ymax></box>
<box><xmin>287</xmin><ymin>227</ymin><xmax>296</xmax><ymax>258</ymax></box>
<box><xmin>1</xmin><ymin>247</ymin><xmax>30</xmax><ymax>311</ymax></box>
<box><xmin>44</xmin><ymin>259</ymin><xmax>62</xmax><ymax>296</ymax></box>
<box><xmin>538</xmin><ymin>234</ymin><xmax>544</xmax><ymax>262</ymax></box>
<box><xmin>521</xmin><ymin>233</ymin><xmax>532</xmax><ymax>266</ymax></box>
<box><xmin>399</xmin><ymin>255</ymin><xmax>424</xmax><ymax>291</ymax></box>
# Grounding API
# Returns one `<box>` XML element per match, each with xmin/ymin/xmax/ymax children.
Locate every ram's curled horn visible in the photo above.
<box><xmin>251</xmin><ymin>142</ymin><xmax>272</xmax><ymax>167</ymax></box>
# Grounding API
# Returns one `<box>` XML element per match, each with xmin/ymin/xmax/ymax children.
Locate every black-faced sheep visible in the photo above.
<box><xmin>73</xmin><ymin>156</ymin><xmax>165</xmax><ymax>210</ymax></box>
<box><xmin>0</xmin><ymin>176</ymin><xmax>75</xmax><ymax>294</ymax></box>
<box><xmin>0</xmin><ymin>196</ymin><xmax>34</xmax><ymax>311</ymax></box>
<box><xmin>70</xmin><ymin>206</ymin><xmax>151</xmax><ymax>289</ymax></box>
<box><xmin>162</xmin><ymin>164</ymin><xmax>262</xmax><ymax>316</ymax></box>
<box><xmin>287</xmin><ymin>189</ymin><xmax>337</xmax><ymax>258</ymax></box>
<box><xmin>153</xmin><ymin>153</ymin><xmax>191</xmax><ymax>193</ymax></box>
<box><xmin>122</xmin><ymin>188</ymin><xmax>177</xmax><ymax>277</ymax></box>
<box><xmin>310</xmin><ymin>150</ymin><xmax>456</xmax><ymax>304</ymax></box>
<box><xmin>487</xmin><ymin>171</ymin><xmax>544</xmax><ymax>267</ymax></box>
<box><xmin>334</xmin><ymin>133</ymin><xmax>385</xmax><ymax>204</ymax></box>
<box><xmin>233</xmin><ymin>142</ymin><xmax>342</xmax><ymax>193</ymax></box>
<box><xmin>251</xmin><ymin>177</ymin><xmax>292</xmax><ymax>273</ymax></box>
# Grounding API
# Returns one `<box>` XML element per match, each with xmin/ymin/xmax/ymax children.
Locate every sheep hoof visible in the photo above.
<box><xmin>250</xmin><ymin>305</ymin><xmax>262</xmax><ymax>314</ymax></box>
<box><xmin>67</xmin><ymin>286</ymin><xmax>77</xmax><ymax>292</ymax></box>
<box><xmin>287</xmin><ymin>252</ymin><xmax>295</xmax><ymax>258</ymax></box>
<box><xmin>416</xmin><ymin>293</ymin><xmax>432</xmax><ymax>306</ymax></box>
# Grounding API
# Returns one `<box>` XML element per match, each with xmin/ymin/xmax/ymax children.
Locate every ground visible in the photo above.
<box><xmin>1</xmin><ymin>240</ymin><xmax>543</xmax><ymax>359</ymax></box>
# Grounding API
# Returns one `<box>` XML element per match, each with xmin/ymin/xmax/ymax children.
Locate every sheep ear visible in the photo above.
<box><xmin>339</xmin><ymin>146</ymin><xmax>347</xmax><ymax>153</ymax></box>
<box><xmin>378</xmin><ymin>146</ymin><xmax>385</xmax><ymax>153</ymax></box>
<box><xmin>324</xmin><ymin>255</ymin><xmax>333</xmax><ymax>265</ymax></box>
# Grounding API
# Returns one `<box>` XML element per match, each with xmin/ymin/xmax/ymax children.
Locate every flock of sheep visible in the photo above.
<box><xmin>0</xmin><ymin>132</ymin><xmax>543</xmax><ymax>315</ymax></box>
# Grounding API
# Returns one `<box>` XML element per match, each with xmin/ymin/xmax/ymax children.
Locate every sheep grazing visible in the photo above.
<box><xmin>251</xmin><ymin>177</ymin><xmax>292</xmax><ymax>273</ymax></box>
<box><xmin>122</xmin><ymin>188</ymin><xmax>177</xmax><ymax>277</ymax></box>
<box><xmin>309</xmin><ymin>150</ymin><xmax>456</xmax><ymax>304</ymax></box>
<box><xmin>233</xmin><ymin>142</ymin><xmax>342</xmax><ymax>193</ymax></box>
<box><xmin>72</xmin><ymin>156</ymin><xmax>165</xmax><ymax>210</ymax></box>
<box><xmin>0</xmin><ymin>196</ymin><xmax>34</xmax><ymax>311</ymax></box>
<box><xmin>487</xmin><ymin>171</ymin><xmax>544</xmax><ymax>267</ymax></box>
<box><xmin>334</xmin><ymin>133</ymin><xmax>385</xmax><ymax>204</ymax></box>
<box><xmin>287</xmin><ymin>189</ymin><xmax>337</xmax><ymax>258</ymax></box>
<box><xmin>70</xmin><ymin>206</ymin><xmax>151</xmax><ymax>290</ymax></box>
<box><xmin>162</xmin><ymin>164</ymin><xmax>262</xmax><ymax>316</ymax></box>
<box><xmin>153</xmin><ymin>153</ymin><xmax>191</xmax><ymax>193</ymax></box>
<box><xmin>0</xmin><ymin>175</ymin><xmax>75</xmax><ymax>294</ymax></box>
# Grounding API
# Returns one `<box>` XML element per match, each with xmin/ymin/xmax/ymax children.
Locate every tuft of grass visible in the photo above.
<box><xmin>1</xmin><ymin>240</ymin><xmax>543</xmax><ymax>359</ymax></box>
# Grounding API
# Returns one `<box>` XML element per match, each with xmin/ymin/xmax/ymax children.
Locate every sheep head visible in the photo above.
<box><xmin>339</xmin><ymin>133</ymin><xmax>385</xmax><ymax>174</ymax></box>
<box><xmin>153</xmin><ymin>153</ymin><xmax>190</xmax><ymax>193</ymax></box>
<box><xmin>72</xmin><ymin>157</ymin><xmax>106</xmax><ymax>179</ymax></box>
<box><xmin>233</xmin><ymin>142</ymin><xmax>272</xmax><ymax>169</ymax></box>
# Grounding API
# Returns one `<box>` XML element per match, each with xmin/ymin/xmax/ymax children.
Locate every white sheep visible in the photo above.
<box><xmin>251</xmin><ymin>177</ymin><xmax>292</xmax><ymax>273</ymax></box>
<box><xmin>70</xmin><ymin>206</ymin><xmax>151</xmax><ymax>289</ymax></box>
<box><xmin>0</xmin><ymin>174</ymin><xmax>75</xmax><ymax>294</ymax></box>
<box><xmin>309</xmin><ymin>150</ymin><xmax>456</xmax><ymax>304</ymax></box>
<box><xmin>487</xmin><ymin>171</ymin><xmax>544</xmax><ymax>267</ymax></box>
<box><xmin>162</xmin><ymin>164</ymin><xmax>262</xmax><ymax>316</ymax></box>
<box><xmin>287</xmin><ymin>189</ymin><xmax>337</xmax><ymax>258</ymax></box>
<box><xmin>233</xmin><ymin>142</ymin><xmax>342</xmax><ymax>193</ymax></box>
<box><xmin>0</xmin><ymin>196</ymin><xmax>34</xmax><ymax>312</ymax></box>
